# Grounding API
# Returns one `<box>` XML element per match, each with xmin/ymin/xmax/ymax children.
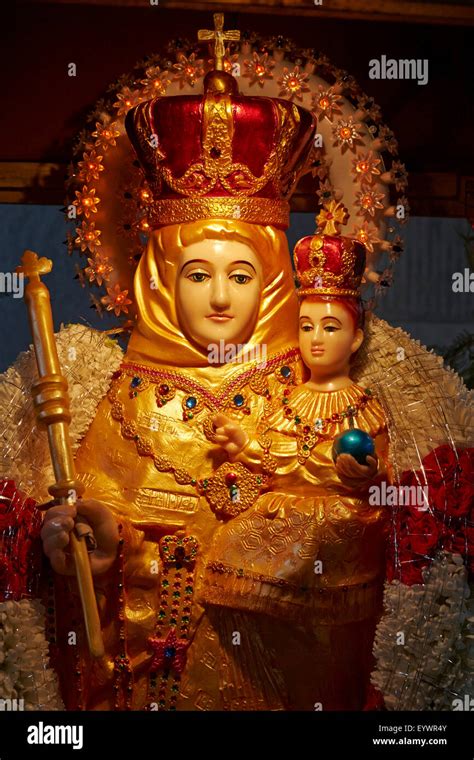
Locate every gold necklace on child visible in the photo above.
<box><xmin>276</xmin><ymin>386</ymin><xmax>374</xmax><ymax>464</ymax></box>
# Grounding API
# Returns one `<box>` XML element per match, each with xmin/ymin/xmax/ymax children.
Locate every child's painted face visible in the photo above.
<box><xmin>175</xmin><ymin>239</ymin><xmax>263</xmax><ymax>352</ymax></box>
<box><xmin>298</xmin><ymin>299</ymin><xmax>364</xmax><ymax>376</ymax></box>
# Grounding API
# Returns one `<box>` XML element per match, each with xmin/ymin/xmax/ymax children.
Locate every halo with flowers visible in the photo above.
<box><xmin>65</xmin><ymin>21</ymin><xmax>409</xmax><ymax>324</ymax></box>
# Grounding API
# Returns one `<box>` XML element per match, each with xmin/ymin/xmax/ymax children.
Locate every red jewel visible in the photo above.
<box><xmin>225</xmin><ymin>471</ymin><xmax>238</xmax><ymax>486</ymax></box>
<box><xmin>112</xmin><ymin>370</ymin><xmax>122</xmax><ymax>380</ymax></box>
<box><xmin>303</xmin><ymin>425</ymin><xmax>311</xmax><ymax>433</ymax></box>
<box><xmin>284</xmin><ymin>407</ymin><xmax>293</xmax><ymax>416</ymax></box>
<box><xmin>283</xmin><ymin>389</ymin><xmax>291</xmax><ymax>396</ymax></box>
<box><xmin>159</xmin><ymin>384</ymin><xmax>169</xmax><ymax>395</ymax></box>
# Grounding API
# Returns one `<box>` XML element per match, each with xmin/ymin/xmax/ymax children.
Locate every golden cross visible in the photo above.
<box><xmin>198</xmin><ymin>13</ymin><xmax>240</xmax><ymax>71</ymax></box>
<box><xmin>16</xmin><ymin>250</ymin><xmax>52</xmax><ymax>281</ymax></box>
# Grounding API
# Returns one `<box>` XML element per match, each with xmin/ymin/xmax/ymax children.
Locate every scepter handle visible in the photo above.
<box><xmin>16</xmin><ymin>250</ymin><xmax>104</xmax><ymax>659</ymax></box>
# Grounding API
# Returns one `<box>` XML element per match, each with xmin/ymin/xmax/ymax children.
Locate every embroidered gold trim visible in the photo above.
<box><xmin>148</xmin><ymin>197</ymin><xmax>289</xmax><ymax>227</ymax></box>
<box><xmin>297</xmin><ymin>287</ymin><xmax>360</xmax><ymax>297</ymax></box>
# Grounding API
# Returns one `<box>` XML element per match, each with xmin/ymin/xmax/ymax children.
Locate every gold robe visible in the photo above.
<box><xmin>199</xmin><ymin>383</ymin><xmax>391</xmax><ymax>710</ymax></box>
<box><xmin>50</xmin><ymin>219</ymin><xmax>312</xmax><ymax>711</ymax></box>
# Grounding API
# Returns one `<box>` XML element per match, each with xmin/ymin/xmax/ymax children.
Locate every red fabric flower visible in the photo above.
<box><xmin>424</xmin><ymin>445</ymin><xmax>474</xmax><ymax>519</ymax></box>
<box><xmin>0</xmin><ymin>479</ymin><xmax>42</xmax><ymax>601</ymax></box>
<box><xmin>397</xmin><ymin>469</ymin><xmax>428</xmax><ymax>508</ymax></box>
<box><xmin>387</xmin><ymin>446</ymin><xmax>474</xmax><ymax>586</ymax></box>
<box><xmin>404</xmin><ymin>510</ymin><xmax>443</xmax><ymax>555</ymax></box>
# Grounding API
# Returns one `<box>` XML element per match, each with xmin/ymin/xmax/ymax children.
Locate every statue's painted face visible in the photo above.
<box><xmin>298</xmin><ymin>300</ymin><xmax>363</xmax><ymax>376</ymax></box>
<box><xmin>176</xmin><ymin>239</ymin><xmax>263</xmax><ymax>352</ymax></box>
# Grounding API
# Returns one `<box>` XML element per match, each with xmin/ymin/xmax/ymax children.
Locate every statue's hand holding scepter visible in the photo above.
<box><xmin>41</xmin><ymin>498</ymin><xmax>119</xmax><ymax>578</ymax></box>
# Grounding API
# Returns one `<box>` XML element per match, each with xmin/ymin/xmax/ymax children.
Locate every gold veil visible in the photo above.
<box><xmin>125</xmin><ymin>218</ymin><xmax>302</xmax><ymax>380</ymax></box>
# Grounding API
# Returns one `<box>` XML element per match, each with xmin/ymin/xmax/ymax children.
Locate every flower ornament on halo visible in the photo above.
<box><xmin>390</xmin><ymin>161</ymin><xmax>409</xmax><ymax>192</ymax></box>
<box><xmin>353</xmin><ymin>220</ymin><xmax>380</xmax><ymax>254</ymax></box>
<box><xmin>377</xmin><ymin>124</ymin><xmax>399</xmax><ymax>154</ymax></box>
<box><xmin>74</xmin><ymin>221</ymin><xmax>102</xmax><ymax>254</ymax></box>
<box><xmin>172</xmin><ymin>52</ymin><xmax>205</xmax><ymax>89</ymax></box>
<box><xmin>266</xmin><ymin>34</ymin><xmax>293</xmax><ymax>56</ymax></box>
<box><xmin>140</xmin><ymin>66</ymin><xmax>172</xmax><ymax>99</ymax></box>
<box><xmin>101</xmin><ymin>282</ymin><xmax>133</xmax><ymax>317</ymax></box>
<box><xmin>333</xmin><ymin>69</ymin><xmax>358</xmax><ymax>96</ymax></box>
<box><xmin>74</xmin><ymin>186</ymin><xmax>100</xmax><ymax>218</ymax></box>
<box><xmin>396</xmin><ymin>195</ymin><xmax>410</xmax><ymax>223</ymax></box>
<box><xmin>356</xmin><ymin>94</ymin><xmax>382</xmax><ymax>124</ymax></box>
<box><xmin>243</xmin><ymin>51</ymin><xmax>275</xmax><ymax>87</ymax></box>
<box><xmin>113</xmin><ymin>86</ymin><xmax>142</xmax><ymax>118</ymax></box>
<box><xmin>277</xmin><ymin>66</ymin><xmax>310</xmax><ymax>101</ymax></box>
<box><xmin>332</xmin><ymin>117</ymin><xmax>363</xmax><ymax>151</ymax></box>
<box><xmin>310</xmin><ymin>151</ymin><xmax>329</xmax><ymax>181</ymax></box>
<box><xmin>311</xmin><ymin>85</ymin><xmax>342</xmax><ymax>122</ymax></box>
<box><xmin>74</xmin><ymin>262</ymin><xmax>87</xmax><ymax>287</ymax></box>
<box><xmin>316</xmin><ymin>178</ymin><xmax>336</xmax><ymax>205</ymax></box>
<box><xmin>375</xmin><ymin>267</ymin><xmax>394</xmax><ymax>293</ymax></box>
<box><xmin>89</xmin><ymin>292</ymin><xmax>104</xmax><ymax>315</ymax></box>
<box><xmin>84</xmin><ymin>254</ymin><xmax>113</xmax><ymax>287</ymax></box>
<box><xmin>77</xmin><ymin>150</ymin><xmax>104</xmax><ymax>184</ymax></box>
<box><xmin>316</xmin><ymin>199</ymin><xmax>349</xmax><ymax>236</ymax></box>
<box><xmin>352</xmin><ymin>151</ymin><xmax>382</xmax><ymax>187</ymax></box>
<box><xmin>355</xmin><ymin>189</ymin><xmax>385</xmax><ymax>218</ymax></box>
<box><xmin>388</xmin><ymin>235</ymin><xmax>405</xmax><ymax>262</ymax></box>
<box><xmin>91</xmin><ymin>121</ymin><xmax>121</xmax><ymax>151</ymax></box>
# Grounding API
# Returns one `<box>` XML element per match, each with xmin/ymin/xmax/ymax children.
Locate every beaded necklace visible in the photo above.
<box><xmin>277</xmin><ymin>385</ymin><xmax>374</xmax><ymax>463</ymax></box>
<box><xmin>106</xmin><ymin>351</ymin><xmax>299</xmax><ymax>517</ymax></box>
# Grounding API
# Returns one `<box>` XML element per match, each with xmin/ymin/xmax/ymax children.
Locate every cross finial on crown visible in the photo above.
<box><xmin>198</xmin><ymin>13</ymin><xmax>240</xmax><ymax>71</ymax></box>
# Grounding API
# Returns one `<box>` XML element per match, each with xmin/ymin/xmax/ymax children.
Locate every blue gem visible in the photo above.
<box><xmin>332</xmin><ymin>428</ymin><xmax>375</xmax><ymax>465</ymax></box>
<box><xmin>280</xmin><ymin>365</ymin><xmax>291</xmax><ymax>378</ymax></box>
<box><xmin>130</xmin><ymin>376</ymin><xmax>141</xmax><ymax>388</ymax></box>
<box><xmin>185</xmin><ymin>396</ymin><xmax>197</xmax><ymax>409</ymax></box>
<box><xmin>233</xmin><ymin>394</ymin><xmax>244</xmax><ymax>407</ymax></box>
<box><xmin>164</xmin><ymin>646</ymin><xmax>176</xmax><ymax>659</ymax></box>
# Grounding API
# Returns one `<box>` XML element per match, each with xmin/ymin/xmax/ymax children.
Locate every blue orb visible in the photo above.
<box><xmin>332</xmin><ymin>428</ymin><xmax>375</xmax><ymax>465</ymax></box>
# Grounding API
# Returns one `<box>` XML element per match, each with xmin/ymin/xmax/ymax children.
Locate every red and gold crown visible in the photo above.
<box><xmin>293</xmin><ymin>234</ymin><xmax>366</xmax><ymax>298</ymax></box>
<box><xmin>125</xmin><ymin>68</ymin><xmax>316</xmax><ymax>230</ymax></box>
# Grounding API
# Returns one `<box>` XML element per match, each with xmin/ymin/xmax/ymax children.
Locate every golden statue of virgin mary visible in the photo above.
<box><xmin>44</xmin><ymin>57</ymin><xmax>318</xmax><ymax>711</ymax></box>
<box><xmin>1</xmin><ymin>14</ymin><xmax>472</xmax><ymax>715</ymax></box>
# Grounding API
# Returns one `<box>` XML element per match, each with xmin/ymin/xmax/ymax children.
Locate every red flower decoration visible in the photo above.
<box><xmin>424</xmin><ymin>446</ymin><xmax>474</xmax><ymax>519</ymax></box>
<box><xmin>0</xmin><ymin>479</ymin><xmax>42</xmax><ymax>601</ymax></box>
<box><xmin>148</xmin><ymin>628</ymin><xmax>189</xmax><ymax>674</ymax></box>
<box><xmin>386</xmin><ymin>446</ymin><xmax>474</xmax><ymax>585</ymax></box>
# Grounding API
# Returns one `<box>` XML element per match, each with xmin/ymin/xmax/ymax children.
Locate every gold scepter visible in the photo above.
<box><xmin>16</xmin><ymin>250</ymin><xmax>104</xmax><ymax>658</ymax></box>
